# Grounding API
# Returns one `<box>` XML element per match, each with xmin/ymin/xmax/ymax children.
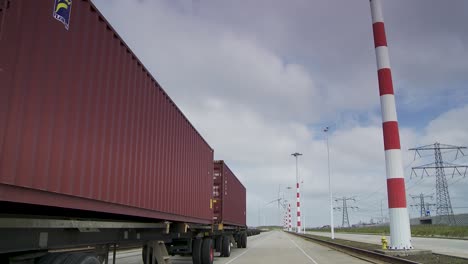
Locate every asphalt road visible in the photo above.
<box><xmin>214</xmin><ymin>231</ymin><xmax>367</xmax><ymax>264</ymax></box>
<box><xmin>109</xmin><ymin>231</ymin><xmax>368</xmax><ymax>264</ymax></box>
<box><xmin>308</xmin><ymin>231</ymin><xmax>468</xmax><ymax>258</ymax></box>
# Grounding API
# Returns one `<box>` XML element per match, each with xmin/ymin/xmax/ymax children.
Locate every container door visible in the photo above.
<box><xmin>212</xmin><ymin>164</ymin><xmax>223</xmax><ymax>223</ymax></box>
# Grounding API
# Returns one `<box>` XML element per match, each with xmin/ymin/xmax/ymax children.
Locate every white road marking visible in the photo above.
<box><xmin>224</xmin><ymin>248</ymin><xmax>251</xmax><ymax>264</ymax></box>
<box><xmin>224</xmin><ymin>232</ymin><xmax>273</xmax><ymax>264</ymax></box>
<box><xmin>287</xmin><ymin>235</ymin><xmax>319</xmax><ymax>264</ymax></box>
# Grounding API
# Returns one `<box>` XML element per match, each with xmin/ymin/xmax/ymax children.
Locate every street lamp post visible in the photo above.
<box><xmin>324</xmin><ymin>127</ymin><xmax>335</xmax><ymax>239</ymax></box>
<box><xmin>381</xmin><ymin>199</ymin><xmax>384</xmax><ymax>223</ymax></box>
<box><xmin>291</xmin><ymin>152</ymin><xmax>302</xmax><ymax>233</ymax></box>
<box><xmin>380</xmin><ymin>198</ymin><xmax>388</xmax><ymax>223</ymax></box>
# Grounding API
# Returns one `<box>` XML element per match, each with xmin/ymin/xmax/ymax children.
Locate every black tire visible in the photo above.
<box><xmin>215</xmin><ymin>236</ymin><xmax>223</xmax><ymax>254</ymax></box>
<box><xmin>236</xmin><ymin>235</ymin><xmax>242</xmax><ymax>248</ymax></box>
<box><xmin>241</xmin><ymin>233</ymin><xmax>247</xmax><ymax>248</ymax></box>
<box><xmin>75</xmin><ymin>255</ymin><xmax>100</xmax><ymax>264</ymax></box>
<box><xmin>63</xmin><ymin>253</ymin><xmax>100</xmax><ymax>264</ymax></box>
<box><xmin>37</xmin><ymin>253</ymin><xmax>69</xmax><ymax>264</ymax></box>
<box><xmin>221</xmin><ymin>235</ymin><xmax>231</xmax><ymax>257</ymax></box>
<box><xmin>142</xmin><ymin>245</ymin><xmax>158</xmax><ymax>264</ymax></box>
<box><xmin>38</xmin><ymin>253</ymin><xmax>99</xmax><ymax>264</ymax></box>
<box><xmin>201</xmin><ymin>238</ymin><xmax>214</xmax><ymax>264</ymax></box>
<box><xmin>192</xmin><ymin>238</ymin><xmax>202</xmax><ymax>264</ymax></box>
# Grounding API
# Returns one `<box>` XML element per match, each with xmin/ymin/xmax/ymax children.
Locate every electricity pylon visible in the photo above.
<box><xmin>410</xmin><ymin>143</ymin><xmax>467</xmax><ymax>225</ymax></box>
<box><xmin>334</xmin><ymin>197</ymin><xmax>357</xmax><ymax>228</ymax></box>
<box><xmin>410</xmin><ymin>193</ymin><xmax>436</xmax><ymax>218</ymax></box>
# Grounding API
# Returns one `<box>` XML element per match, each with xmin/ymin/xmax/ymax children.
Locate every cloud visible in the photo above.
<box><xmin>93</xmin><ymin>0</ymin><xmax>321</xmax><ymax>123</ymax></box>
<box><xmin>422</xmin><ymin>105</ymin><xmax>468</xmax><ymax>145</ymax></box>
<box><xmin>189</xmin><ymin>0</ymin><xmax>468</xmax><ymax>113</ymax></box>
<box><xmin>91</xmin><ymin>0</ymin><xmax>468</xmax><ymax>227</ymax></box>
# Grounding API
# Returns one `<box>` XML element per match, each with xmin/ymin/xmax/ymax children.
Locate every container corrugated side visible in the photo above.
<box><xmin>213</xmin><ymin>161</ymin><xmax>246</xmax><ymax>226</ymax></box>
<box><xmin>0</xmin><ymin>0</ymin><xmax>213</xmax><ymax>224</ymax></box>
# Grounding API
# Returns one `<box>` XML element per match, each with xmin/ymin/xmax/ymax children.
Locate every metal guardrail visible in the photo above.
<box><xmin>287</xmin><ymin>232</ymin><xmax>422</xmax><ymax>264</ymax></box>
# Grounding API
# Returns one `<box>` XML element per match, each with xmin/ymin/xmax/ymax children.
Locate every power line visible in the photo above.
<box><xmin>410</xmin><ymin>193</ymin><xmax>436</xmax><ymax>218</ymax></box>
<box><xmin>406</xmin><ymin>177</ymin><xmax>427</xmax><ymax>192</ymax></box>
<box><xmin>356</xmin><ymin>146</ymin><xmax>468</xmax><ymax>223</ymax></box>
<box><xmin>410</xmin><ymin>142</ymin><xmax>468</xmax><ymax>225</ymax></box>
<box><xmin>349</xmin><ymin>148</ymin><xmax>467</xmax><ymax>218</ymax></box>
<box><xmin>334</xmin><ymin>196</ymin><xmax>357</xmax><ymax>228</ymax></box>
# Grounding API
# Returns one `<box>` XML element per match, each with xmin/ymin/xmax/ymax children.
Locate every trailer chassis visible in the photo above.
<box><xmin>0</xmin><ymin>216</ymin><xmax>247</xmax><ymax>264</ymax></box>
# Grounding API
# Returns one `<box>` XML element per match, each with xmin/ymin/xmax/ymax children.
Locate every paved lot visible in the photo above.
<box><xmin>308</xmin><ymin>231</ymin><xmax>468</xmax><ymax>258</ymax></box>
<box><xmin>110</xmin><ymin>231</ymin><xmax>368</xmax><ymax>264</ymax></box>
<box><xmin>214</xmin><ymin>231</ymin><xmax>367</xmax><ymax>264</ymax></box>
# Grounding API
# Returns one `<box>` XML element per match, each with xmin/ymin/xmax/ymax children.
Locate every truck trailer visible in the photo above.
<box><xmin>0</xmin><ymin>1</ymin><xmax>248</xmax><ymax>263</ymax></box>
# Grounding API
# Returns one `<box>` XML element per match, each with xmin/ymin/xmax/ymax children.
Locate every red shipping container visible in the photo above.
<box><xmin>213</xmin><ymin>161</ymin><xmax>246</xmax><ymax>227</ymax></box>
<box><xmin>0</xmin><ymin>0</ymin><xmax>214</xmax><ymax>224</ymax></box>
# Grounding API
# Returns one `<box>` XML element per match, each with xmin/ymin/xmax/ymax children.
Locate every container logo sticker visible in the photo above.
<box><xmin>53</xmin><ymin>0</ymin><xmax>72</xmax><ymax>30</ymax></box>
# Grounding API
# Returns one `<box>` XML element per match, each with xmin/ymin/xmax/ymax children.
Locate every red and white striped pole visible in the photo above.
<box><xmin>291</xmin><ymin>152</ymin><xmax>302</xmax><ymax>233</ymax></box>
<box><xmin>297</xmin><ymin>182</ymin><xmax>301</xmax><ymax>233</ymax></box>
<box><xmin>284</xmin><ymin>210</ymin><xmax>288</xmax><ymax>230</ymax></box>
<box><xmin>288</xmin><ymin>203</ymin><xmax>292</xmax><ymax>231</ymax></box>
<box><xmin>370</xmin><ymin>0</ymin><xmax>412</xmax><ymax>249</ymax></box>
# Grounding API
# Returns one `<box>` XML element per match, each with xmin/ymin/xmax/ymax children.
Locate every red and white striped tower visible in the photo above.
<box><xmin>288</xmin><ymin>203</ymin><xmax>292</xmax><ymax>231</ymax></box>
<box><xmin>291</xmin><ymin>152</ymin><xmax>302</xmax><ymax>233</ymax></box>
<box><xmin>370</xmin><ymin>0</ymin><xmax>412</xmax><ymax>249</ymax></box>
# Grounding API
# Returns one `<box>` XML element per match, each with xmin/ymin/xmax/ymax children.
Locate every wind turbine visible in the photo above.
<box><xmin>267</xmin><ymin>185</ymin><xmax>285</xmax><ymax>226</ymax></box>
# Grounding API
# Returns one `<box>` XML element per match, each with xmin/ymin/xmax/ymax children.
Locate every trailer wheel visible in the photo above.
<box><xmin>192</xmin><ymin>238</ymin><xmax>202</xmax><ymax>264</ymax></box>
<box><xmin>142</xmin><ymin>245</ymin><xmax>158</xmax><ymax>264</ymax></box>
<box><xmin>236</xmin><ymin>235</ymin><xmax>242</xmax><ymax>248</ymax></box>
<box><xmin>241</xmin><ymin>232</ymin><xmax>247</xmax><ymax>248</ymax></box>
<box><xmin>38</xmin><ymin>253</ymin><xmax>99</xmax><ymax>264</ymax></box>
<box><xmin>201</xmin><ymin>238</ymin><xmax>214</xmax><ymax>264</ymax></box>
<box><xmin>221</xmin><ymin>235</ymin><xmax>231</xmax><ymax>257</ymax></box>
<box><xmin>37</xmin><ymin>253</ymin><xmax>69</xmax><ymax>264</ymax></box>
<box><xmin>215</xmin><ymin>236</ymin><xmax>222</xmax><ymax>253</ymax></box>
<box><xmin>66</xmin><ymin>253</ymin><xmax>100</xmax><ymax>264</ymax></box>
<box><xmin>39</xmin><ymin>253</ymin><xmax>99</xmax><ymax>264</ymax></box>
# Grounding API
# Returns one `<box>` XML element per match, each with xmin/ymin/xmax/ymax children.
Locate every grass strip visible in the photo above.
<box><xmin>308</xmin><ymin>225</ymin><xmax>468</xmax><ymax>239</ymax></box>
<box><xmin>303</xmin><ymin>234</ymin><xmax>468</xmax><ymax>264</ymax></box>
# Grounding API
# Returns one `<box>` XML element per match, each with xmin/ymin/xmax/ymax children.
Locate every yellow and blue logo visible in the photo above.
<box><xmin>53</xmin><ymin>0</ymin><xmax>72</xmax><ymax>30</ymax></box>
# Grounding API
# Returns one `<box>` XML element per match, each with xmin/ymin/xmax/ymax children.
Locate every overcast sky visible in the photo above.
<box><xmin>92</xmin><ymin>0</ymin><xmax>468</xmax><ymax>227</ymax></box>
